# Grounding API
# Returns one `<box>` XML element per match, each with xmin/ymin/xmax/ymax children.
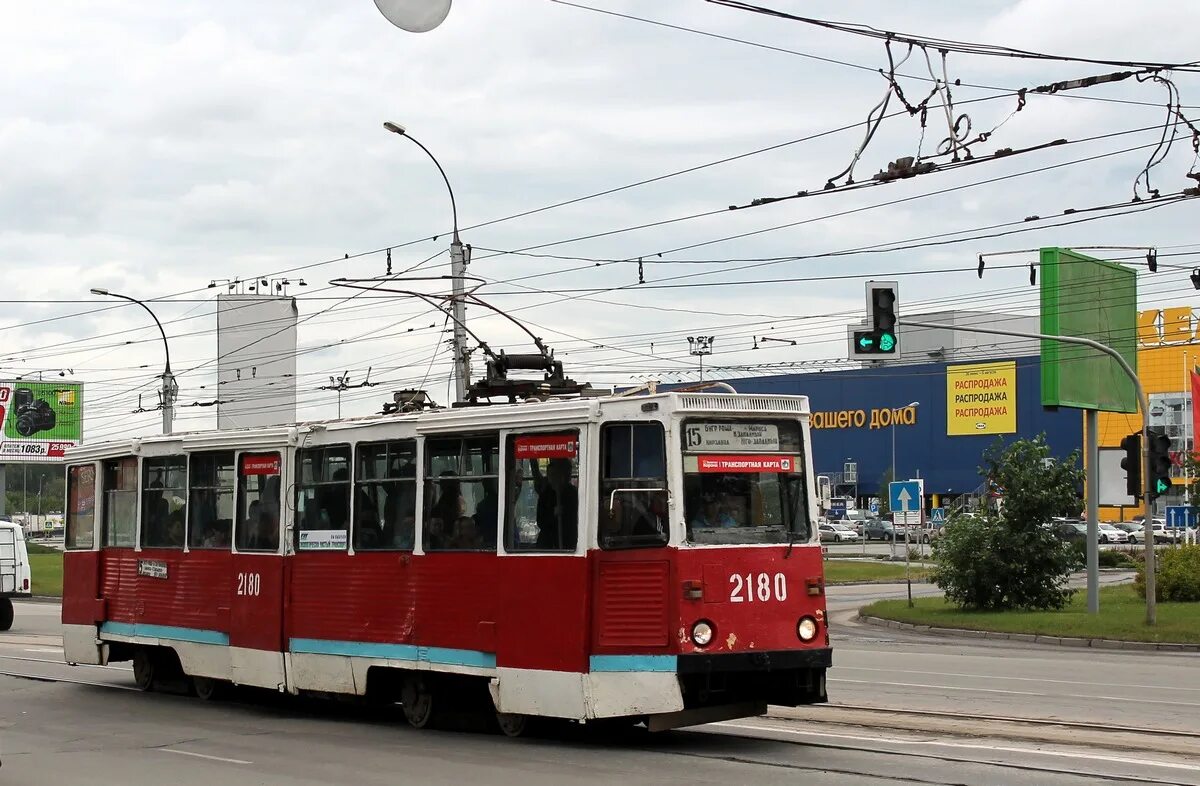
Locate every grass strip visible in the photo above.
<box><xmin>861</xmin><ymin>584</ymin><xmax>1199</xmax><ymax>644</ymax></box>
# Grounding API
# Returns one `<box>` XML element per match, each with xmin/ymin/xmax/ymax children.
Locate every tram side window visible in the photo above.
<box><xmin>295</xmin><ymin>446</ymin><xmax>351</xmax><ymax>551</ymax></box>
<box><xmin>354</xmin><ymin>440</ymin><xmax>417</xmax><ymax>551</ymax></box>
<box><xmin>188</xmin><ymin>451</ymin><xmax>235</xmax><ymax>549</ymax></box>
<box><xmin>142</xmin><ymin>456</ymin><xmax>187</xmax><ymax>548</ymax></box>
<box><xmin>237</xmin><ymin>453</ymin><xmax>282</xmax><ymax>552</ymax></box>
<box><xmin>424</xmin><ymin>435</ymin><xmax>499</xmax><ymax>551</ymax></box>
<box><xmin>505</xmin><ymin>432</ymin><xmax>579</xmax><ymax>552</ymax></box>
<box><xmin>102</xmin><ymin>457</ymin><xmax>138</xmax><ymax>548</ymax></box>
<box><xmin>600</xmin><ymin>423</ymin><xmax>668</xmax><ymax>549</ymax></box>
<box><xmin>66</xmin><ymin>464</ymin><xmax>97</xmax><ymax>550</ymax></box>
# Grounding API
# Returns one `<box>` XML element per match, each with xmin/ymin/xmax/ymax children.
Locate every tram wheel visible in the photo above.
<box><xmin>0</xmin><ymin>598</ymin><xmax>13</xmax><ymax>631</ymax></box>
<box><xmin>494</xmin><ymin>711</ymin><xmax>531</xmax><ymax>738</ymax></box>
<box><xmin>192</xmin><ymin>676</ymin><xmax>227</xmax><ymax>701</ymax></box>
<box><xmin>132</xmin><ymin>649</ymin><xmax>156</xmax><ymax>692</ymax></box>
<box><xmin>400</xmin><ymin>676</ymin><xmax>437</xmax><ymax>729</ymax></box>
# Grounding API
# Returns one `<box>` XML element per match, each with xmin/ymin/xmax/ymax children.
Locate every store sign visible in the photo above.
<box><xmin>513</xmin><ymin>435</ymin><xmax>576</xmax><ymax>460</ymax></box>
<box><xmin>684</xmin><ymin>423</ymin><xmax>780</xmax><ymax>452</ymax></box>
<box><xmin>695</xmin><ymin>454</ymin><xmax>795</xmax><ymax>473</ymax></box>
<box><xmin>241</xmin><ymin>454</ymin><xmax>281</xmax><ymax>475</ymax></box>
<box><xmin>298</xmin><ymin>529</ymin><xmax>347</xmax><ymax>550</ymax></box>
<box><xmin>1137</xmin><ymin>306</ymin><xmax>1197</xmax><ymax>346</ymax></box>
<box><xmin>946</xmin><ymin>361</ymin><xmax>1017</xmax><ymax>436</ymax></box>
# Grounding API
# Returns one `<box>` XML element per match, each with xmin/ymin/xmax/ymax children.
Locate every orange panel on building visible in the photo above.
<box><xmin>1094</xmin><ymin>306</ymin><xmax>1198</xmax><ymax>520</ymax></box>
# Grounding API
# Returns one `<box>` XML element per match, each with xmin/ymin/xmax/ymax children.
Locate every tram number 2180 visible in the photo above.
<box><xmin>729</xmin><ymin>572</ymin><xmax>787</xmax><ymax>603</ymax></box>
<box><xmin>237</xmin><ymin>572</ymin><xmax>262</xmax><ymax>597</ymax></box>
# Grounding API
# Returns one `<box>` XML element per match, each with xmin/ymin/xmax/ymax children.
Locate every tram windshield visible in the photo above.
<box><xmin>681</xmin><ymin>420</ymin><xmax>811</xmax><ymax>546</ymax></box>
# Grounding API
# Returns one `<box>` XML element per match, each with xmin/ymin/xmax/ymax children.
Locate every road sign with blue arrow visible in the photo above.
<box><xmin>889</xmin><ymin>480</ymin><xmax>923</xmax><ymax>514</ymax></box>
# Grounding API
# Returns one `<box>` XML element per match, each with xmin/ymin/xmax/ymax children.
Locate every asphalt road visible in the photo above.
<box><xmin>3</xmin><ymin>591</ymin><xmax>1198</xmax><ymax>785</ymax></box>
<box><xmin>3</xmin><ymin>674</ymin><xmax>1198</xmax><ymax>786</ymax></box>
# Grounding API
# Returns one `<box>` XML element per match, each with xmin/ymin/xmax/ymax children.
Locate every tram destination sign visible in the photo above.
<box><xmin>684</xmin><ymin>422</ymin><xmax>780</xmax><ymax>452</ymax></box>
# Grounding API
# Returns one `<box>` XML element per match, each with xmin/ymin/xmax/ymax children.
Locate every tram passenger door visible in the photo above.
<box><xmin>497</xmin><ymin>432</ymin><xmax>591</xmax><ymax>686</ymax></box>
<box><xmin>229</xmin><ymin>452</ymin><xmax>287</xmax><ymax>689</ymax></box>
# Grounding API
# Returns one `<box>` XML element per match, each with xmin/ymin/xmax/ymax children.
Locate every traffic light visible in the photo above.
<box><xmin>1147</xmin><ymin>428</ymin><xmax>1173</xmax><ymax>501</ymax></box>
<box><xmin>852</xmin><ymin>282</ymin><xmax>899</xmax><ymax>356</ymax></box>
<box><xmin>1119</xmin><ymin>432</ymin><xmax>1141</xmax><ymax>499</ymax></box>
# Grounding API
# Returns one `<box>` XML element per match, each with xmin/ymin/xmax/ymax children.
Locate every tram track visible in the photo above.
<box><xmin>783</xmin><ymin>702</ymin><xmax>1200</xmax><ymax>741</ymax></box>
<box><xmin>1</xmin><ymin>661</ymin><xmax>1196</xmax><ymax>785</ymax></box>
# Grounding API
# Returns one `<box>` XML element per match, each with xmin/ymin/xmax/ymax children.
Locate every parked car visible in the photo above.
<box><xmin>819</xmin><ymin>522</ymin><xmax>860</xmax><ymax>543</ymax></box>
<box><xmin>842</xmin><ymin>509</ymin><xmax>873</xmax><ymax>535</ymax></box>
<box><xmin>1054</xmin><ymin>521</ymin><xmax>1088</xmax><ymax>543</ymax></box>
<box><xmin>1097</xmin><ymin>523</ymin><xmax>1129</xmax><ymax>544</ymax></box>
<box><xmin>917</xmin><ymin>521</ymin><xmax>946</xmax><ymax>543</ymax></box>
<box><xmin>1113</xmin><ymin>521</ymin><xmax>1143</xmax><ymax>538</ymax></box>
<box><xmin>1131</xmin><ymin>520</ymin><xmax>1183</xmax><ymax>544</ymax></box>
<box><xmin>863</xmin><ymin>519</ymin><xmax>896</xmax><ymax>541</ymax></box>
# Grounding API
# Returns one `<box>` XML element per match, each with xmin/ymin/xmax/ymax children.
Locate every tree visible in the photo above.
<box><xmin>931</xmin><ymin>435</ymin><xmax>1083</xmax><ymax>610</ymax></box>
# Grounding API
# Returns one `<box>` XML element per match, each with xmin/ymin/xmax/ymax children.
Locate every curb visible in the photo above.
<box><xmin>828</xmin><ymin>578</ymin><xmax>932</xmax><ymax>587</ymax></box>
<box><xmin>856</xmin><ymin>614</ymin><xmax>1200</xmax><ymax>653</ymax></box>
<box><xmin>16</xmin><ymin>595</ymin><xmax>62</xmax><ymax>604</ymax></box>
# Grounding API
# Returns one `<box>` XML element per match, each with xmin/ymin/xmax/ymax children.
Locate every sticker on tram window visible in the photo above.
<box><xmin>241</xmin><ymin>454</ymin><xmax>281</xmax><ymax>475</ymax></box>
<box><xmin>237</xmin><ymin>572</ymin><xmax>261</xmax><ymax>596</ymax></box>
<box><xmin>298</xmin><ymin>529</ymin><xmax>348</xmax><ymax>551</ymax></box>
<box><xmin>729</xmin><ymin>572</ymin><xmax>788</xmax><ymax>603</ymax></box>
<box><xmin>696</xmin><ymin>455</ymin><xmax>795</xmax><ymax>474</ymax></box>
<box><xmin>513</xmin><ymin>435</ymin><xmax>577</xmax><ymax>460</ymax></box>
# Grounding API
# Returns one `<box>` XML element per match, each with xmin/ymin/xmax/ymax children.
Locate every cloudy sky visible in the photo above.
<box><xmin>3</xmin><ymin>0</ymin><xmax>1200</xmax><ymax>439</ymax></box>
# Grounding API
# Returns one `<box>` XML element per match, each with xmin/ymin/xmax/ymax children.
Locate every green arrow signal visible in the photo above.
<box><xmin>1156</xmin><ymin>478</ymin><xmax>1171</xmax><ymax>493</ymax></box>
<box><xmin>879</xmin><ymin>332</ymin><xmax>896</xmax><ymax>352</ymax></box>
<box><xmin>858</xmin><ymin>336</ymin><xmax>874</xmax><ymax>348</ymax></box>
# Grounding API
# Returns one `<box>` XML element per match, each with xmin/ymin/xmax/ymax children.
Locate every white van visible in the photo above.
<box><xmin>0</xmin><ymin>520</ymin><xmax>32</xmax><ymax>631</ymax></box>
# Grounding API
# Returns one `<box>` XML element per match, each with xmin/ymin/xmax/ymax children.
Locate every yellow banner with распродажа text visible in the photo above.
<box><xmin>946</xmin><ymin>361</ymin><xmax>1017</xmax><ymax>436</ymax></box>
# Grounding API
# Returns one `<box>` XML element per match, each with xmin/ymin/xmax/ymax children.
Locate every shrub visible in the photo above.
<box><xmin>931</xmin><ymin>435</ymin><xmax>1083</xmax><ymax>611</ymax></box>
<box><xmin>1135</xmin><ymin>544</ymin><xmax>1200</xmax><ymax>602</ymax></box>
<box><xmin>1097</xmin><ymin>549</ymin><xmax>1136</xmax><ymax>569</ymax></box>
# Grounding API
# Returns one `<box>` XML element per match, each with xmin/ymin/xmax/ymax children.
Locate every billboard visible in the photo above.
<box><xmin>1040</xmin><ymin>247</ymin><xmax>1138</xmax><ymax>412</ymax></box>
<box><xmin>0</xmin><ymin>380</ymin><xmax>84</xmax><ymax>461</ymax></box>
<box><xmin>946</xmin><ymin>361</ymin><xmax>1017</xmax><ymax>436</ymax></box>
<box><xmin>216</xmin><ymin>295</ymin><xmax>297</xmax><ymax>429</ymax></box>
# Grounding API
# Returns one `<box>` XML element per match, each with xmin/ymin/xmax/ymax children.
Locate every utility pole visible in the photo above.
<box><xmin>449</xmin><ymin>239</ymin><xmax>471</xmax><ymax>403</ymax></box>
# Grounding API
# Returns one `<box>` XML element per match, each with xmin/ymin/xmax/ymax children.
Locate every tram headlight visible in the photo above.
<box><xmin>691</xmin><ymin>620</ymin><xmax>714</xmax><ymax>647</ymax></box>
<box><xmin>797</xmin><ymin>616</ymin><xmax>819</xmax><ymax>642</ymax></box>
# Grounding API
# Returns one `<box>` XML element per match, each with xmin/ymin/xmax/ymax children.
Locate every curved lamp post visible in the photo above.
<box><xmin>383</xmin><ymin>122</ymin><xmax>470</xmax><ymax>403</ymax></box>
<box><xmin>91</xmin><ymin>288</ymin><xmax>176</xmax><ymax>435</ymax></box>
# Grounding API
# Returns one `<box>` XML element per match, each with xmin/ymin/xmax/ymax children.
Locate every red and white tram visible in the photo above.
<box><xmin>62</xmin><ymin>390</ymin><xmax>829</xmax><ymax>732</ymax></box>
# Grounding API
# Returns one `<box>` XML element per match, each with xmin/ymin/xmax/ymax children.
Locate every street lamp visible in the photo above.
<box><xmin>687</xmin><ymin>335</ymin><xmax>715</xmax><ymax>381</ymax></box>
<box><xmin>91</xmin><ymin>287</ymin><xmax>177</xmax><ymax>435</ymax></box>
<box><xmin>891</xmin><ymin>400</ymin><xmax>920</xmax><ymax>481</ymax></box>
<box><xmin>383</xmin><ymin>121</ymin><xmax>471</xmax><ymax>403</ymax></box>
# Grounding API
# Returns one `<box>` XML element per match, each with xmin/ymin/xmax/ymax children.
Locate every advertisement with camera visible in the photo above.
<box><xmin>0</xmin><ymin>381</ymin><xmax>83</xmax><ymax>461</ymax></box>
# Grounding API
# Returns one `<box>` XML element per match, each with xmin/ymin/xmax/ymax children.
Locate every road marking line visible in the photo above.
<box><xmin>830</xmin><ymin>677</ymin><xmax>1200</xmax><ymax>707</ymax></box>
<box><xmin>714</xmin><ymin>722</ymin><xmax>1200</xmax><ymax>772</ymax></box>
<box><xmin>836</xmin><ymin>665</ymin><xmax>1200</xmax><ymax>693</ymax></box>
<box><xmin>23</xmin><ymin>647</ymin><xmax>63</xmax><ymax>654</ymax></box>
<box><xmin>161</xmin><ymin>749</ymin><xmax>251</xmax><ymax>765</ymax></box>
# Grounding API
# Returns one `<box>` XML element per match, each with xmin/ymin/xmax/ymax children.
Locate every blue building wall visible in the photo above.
<box><xmin>719</xmin><ymin>355</ymin><xmax>1083</xmax><ymax>497</ymax></box>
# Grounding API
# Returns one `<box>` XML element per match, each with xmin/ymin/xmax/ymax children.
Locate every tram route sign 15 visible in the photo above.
<box><xmin>0</xmin><ymin>380</ymin><xmax>84</xmax><ymax>462</ymax></box>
